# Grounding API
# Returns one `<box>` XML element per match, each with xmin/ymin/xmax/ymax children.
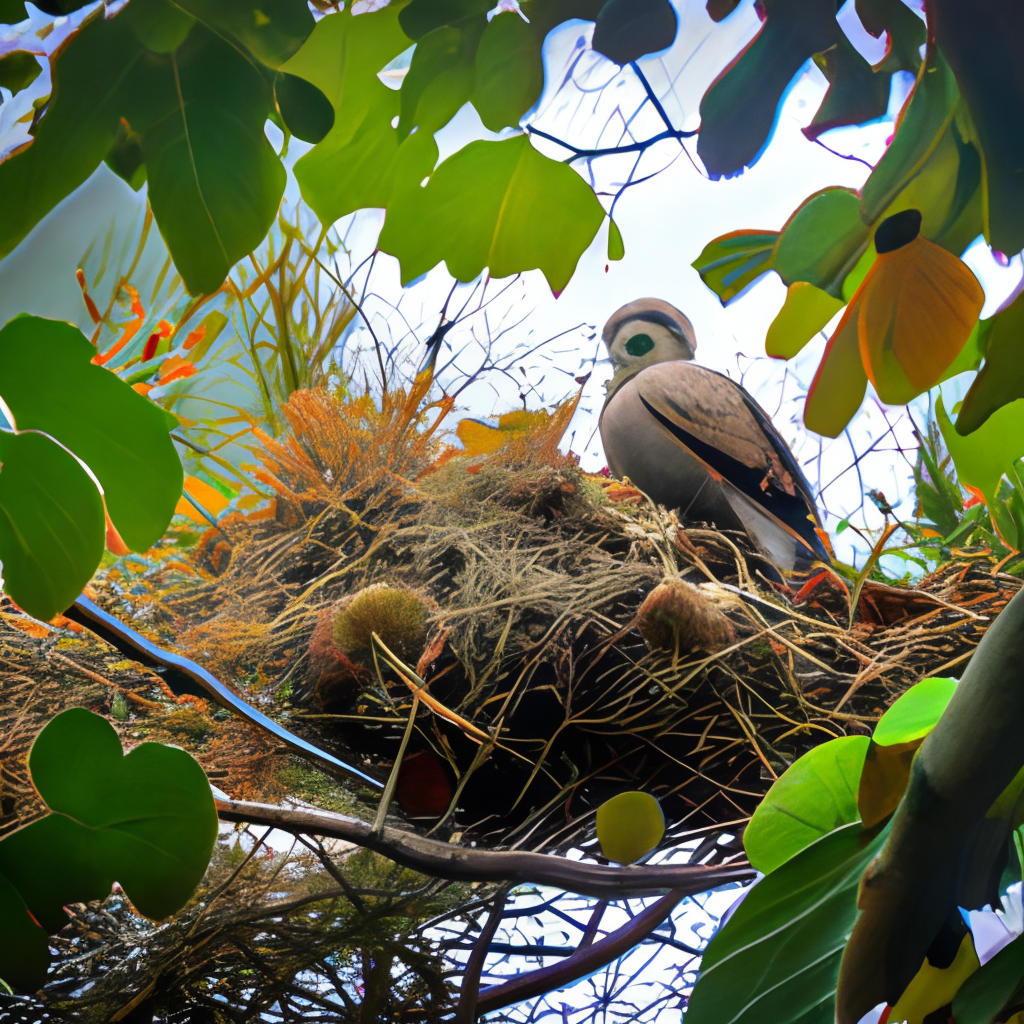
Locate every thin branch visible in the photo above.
<box><xmin>474</xmin><ymin>889</ymin><xmax>689</xmax><ymax>1016</ymax></box>
<box><xmin>455</xmin><ymin>888</ymin><xmax>509</xmax><ymax>1024</ymax></box>
<box><xmin>526</xmin><ymin>123</ymin><xmax>696</xmax><ymax>161</ymax></box>
<box><xmin>214</xmin><ymin>798</ymin><xmax>755</xmax><ymax>899</ymax></box>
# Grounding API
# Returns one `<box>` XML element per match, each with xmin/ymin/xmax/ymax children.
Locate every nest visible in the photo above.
<box><xmin>103</xmin><ymin>387</ymin><xmax>1021</xmax><ymax>845</ymax></box>
<box><xmin>1</xmin><ymin>384</ymin><xmax>1020</xmax><ymax>1020</ymax></box>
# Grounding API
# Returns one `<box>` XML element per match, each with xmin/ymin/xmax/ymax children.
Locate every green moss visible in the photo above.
<box><xmin>162</xmin><ymin>707</ymin><xmax>215</xmax><ymax>742</ymax></box>
<box><xmin>332</xmin><ymin>583</ymin><xmax>431</xmax><ymax>665</ymax></box>
<box><xmin>277</xmin><ymin>761</ymin><xmax>369</xmax><ymax>819</ymax></box>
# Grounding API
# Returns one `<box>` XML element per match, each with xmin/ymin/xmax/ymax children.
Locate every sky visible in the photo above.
<box><xmin>2</xmin><ymin>0</ymin><xmax>1023</xmax><ymax>570</ymax></box>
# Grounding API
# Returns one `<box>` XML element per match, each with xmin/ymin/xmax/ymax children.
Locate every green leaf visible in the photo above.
<box><xmin>0</xmin><ymin>871</ymin><xmax>49</xmax><ymax>996</ymax></box>
<box><xmin>952</xmin><ymin>931</ymin><xmax>1024</xmax><ymax>1024</ymax></box>
<box><xmin>473</xmin><ymin>11</ymin><xmax>544</xmax><ymax>132</ymax></box>
<box><xmin>691</xmin><ymin>230</ymin><xmax>778</xmax><ymax>304</ymax></box>
<box><xmin>744</xmin><ymin>737</ymin><xmax>868</xmax><ymax>874</ymax></box>
<box><xmin>861</xmin><ymin>53</ymin><xmax>959</xmax><ymax>225</ymax></box>
<box><xmin>0</xmin><ymin>0</ymin><xmax>28</xmax><ymax>23</ymax></box>
<box><xmin>287</xmin><ymin>6</ymin><xmax>436</xmax><ymax>226</ymax></box>
<box><xmin>957</xmin><ymin>290</ymin><xmax>1024</xmax><ymax>435</ymax></box>
<box><xmin>765</xmin><ymin>282</ymin><xmax>844</xmax><ymax>359</ymax></box>
<box><xmin>0</xmin><ymin>429</ymin><xmax>104</xmax><ymax>622</ymax></box>
<box><xmin>858</xmin><ymin>677</ymin><xmax>958</xmax><ymax>828</ymax></box>
<box><xmin>127</xmin><ymin>27</ymin><xmax>287</xmax><ymax>295</ymax></box>
<box><xmin>596</xmin><ymin>791</ymin><xmax>665</xmax><ymax>864</ymax></box>
<box><xmin>274</xmin><ymin>71</ymin><xmax>335</xmax><ymax>143</ymax></box>
<box><xmin>856</xmin><ymin>0</ymin><xmax>925</xmax><ymax>75</ymax></box>
<box><xmin>873</xmin><ymin>677</ymin><xmax>958</xmax><ymax>747</ymax></box>
<box><xmin>169</xmin><ymin>0</ymin><xmax>314</xmax><ymax>68</ymax></box>
<box><xmin>0</xmin><ymin>316</ymin><xmax>183</xmax><ymax>557</ymax></box>
<box><xmin>837</xmin><ymin>588</ymin><xmax>1024</xmax><ymax>1024</ymax></box>
<box><xmin>773</xmin><ymin>187</ymin><xmax>869</xmax><ymax>297</ymax></box>
<box><xmin>591</xmin><ymin>0</ymin><xmax>677</xmax><ymax>66</ymax></box>
<box><xmin>0</xmin><ymin>9</ymin><xmax>137</xmax><ymax>266</ymax></box>
<box><xmin>804</xmin><ymin>33</ymin><xmax>889</xmax><ymax>141</ymax></box>
<box><xmin>608</xmin><ymin>218</ymin><xmax>625</xmax><ymax>261</ymax></box>
<box><xmin>0</xmin><ymin>50</ymin><xmax>41</xmax><ymax>95</ymax></box>
<box><xmin>688</xmin><ymin>822</ymin><xmax>889</xmax><ymax>1024</ymax></box>
<box><xmin>379</xmin><ymin>134</ymin><xmax>606</xmax><ymax>293</ymax></box>
<box><xmin>0</xmin><ymin>0</ymin><xmax>317</xmax><ymax>296</ymax></box>
<box><xmin>399</xmin><ymin>0</ymin><xmax>493</xmax><ymax>40</ymax></box>
<box><xmin>399</xmin><ymin>24</ymin><xmax>478</xmax><ymax>137</ymax></box>
<box><xmin>933</xmin><ymin>0</ymin><xmax>1024</xmax><ymax>255</ymax></box>
<box><xmin>697</xmin><ymin>0</ymin><xmax>840</xmax><ymax>178</ymax></box>
<box><xmin>937</xmin><ymin>392</ymin><xmax>1024</xmax><ymax>509</ymax></box>
<box><xmin>0</xmin><ymin>708</ymin><xmax>217</xmax><ymax>991</ymax></box>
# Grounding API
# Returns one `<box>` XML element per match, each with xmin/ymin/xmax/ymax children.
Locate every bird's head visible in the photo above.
<box><xmin>602</xmin><ymin>298</ymin><xmax>696</xmax><ymax>373</ymax></box>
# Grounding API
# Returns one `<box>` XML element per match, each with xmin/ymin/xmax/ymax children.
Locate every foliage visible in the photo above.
<box><xmin>0</xmin><ymin>314</ymin><xmax>181</xmax><ymax>620</ymax></box>
<box><xmin>688</xmin><ymin>587</ymin><xmax>1024</xmax><ymax>1023</ymax></box>
<box><xmin>0</xmin><ymin>707</ymin><xmax>217</xmax><ymax>992</ymax></box>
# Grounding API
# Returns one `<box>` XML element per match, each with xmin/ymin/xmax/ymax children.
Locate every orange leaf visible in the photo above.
<box><xmin>75</xmin><ymin>269</ymin><xmax>101</xmax><ymax>326</ymax></box>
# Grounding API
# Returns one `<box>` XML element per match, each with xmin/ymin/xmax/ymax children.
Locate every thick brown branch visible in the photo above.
<box><xmin>215</xmin><ymin>798</ymin><xmax>755</xmax><ymax>900</ymax></box>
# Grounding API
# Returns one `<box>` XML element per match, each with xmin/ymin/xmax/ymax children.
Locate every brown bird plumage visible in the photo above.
<box><xmin>598</xmin><ymin>298</ymin><xmax>829</xmax><ymax>571</ymax></box>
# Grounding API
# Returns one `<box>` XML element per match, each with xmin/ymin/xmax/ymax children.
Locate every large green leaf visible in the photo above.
<box><xmin>804</xmin><ymin>34</ymin><xmax>889</xmax><ymax>141</ymax></box>
<box><xmin>932</xmin><ymin>0</ymin><xmax>1024</xmax><ymax>255</ymax></box>
<box><xmin>287</xmin><ymin>5</ymin><xmax>437</xmax><ymax>226</ymax></box>
<box><xmin>744</xmin><ymin>737</ymin><xmax>868</xmax><ymax>875</ymax></box>
<box><xmin>170</xmin><ymin>0</ymin><xmax>314</xmax><ymax>68</ymax></box>
<box><xmin>697</xmin><ymin>0</ymin><xmax>840</xmax><ymax>178</ymax></box>
<box><xmin>591</xmin><ymin>0</ymin><xmax>677</xmax><ymax>66</ymax></box>
<box><xmin>687</xmin><ymin>823</ymin><xmax>889</xmax><ymax>1024</ymax></box>
<box><xmin>692</xmin><ymin>230</ymin><xmax>778</xmax><ymax>304</ymax></box>
<box><xmin>0</xmin><ymin>0</ymin><xmax>318</xmax><ymax>295</ymax></box>
<box><xmin>473</xmin><ymin>11</ymin><xmax>544</xmax><ymax>132</ymax></box>
<box><xmin>0</xmin><ymin>316</ymin><xmax>183</xmax><ymax>555</ymax></box>
<box><xmin>0</xmin><ymin>429</ymin><xmax>104</xmax><ymax>622</ymax></box>
<box><xmin>379</xmin><ymin>134</ymin><xmax>606</xmax><ymax>293</ymax></box>
<box><xmin>952</xmin><ymin>931</ymin><xmax>1024</xmax><ymax>1024</ymax></box>
<box><xmin>773</xmin><ymin>187</ymin><xmax>869</xmax><ymax>297</ymax></box>
<box><xmin>861</xmin><ymin>53</ymin><xmax>959</xmax><ymax>225</ymax></box>
<box><xmin>837</xmin><ymin>588</ymin><xmax>1024</xmax><ymax>1024</ymax></box>
<box><xmin>127</xmin><ymin>26</ymin><xmax>287</xmax><ymax>295</ymax></box>
<box><xmin>398</xmin><ymin>24</ymin><xmax>478</xmax><ymax>137</ymax></box>
<box><xmin>957</xmin><ymin>289</ymin><xmax>1024</xmax><ymax>435</ymax></box>
<box><xmin>937</xmin><ymin>393</ymin><xmax>1024</xmax><ymax>509</ymax></box>
<box><xmin>0</xmin><ymin>708</ymin><xmax>217</xmax><ymax>991</ymax></box>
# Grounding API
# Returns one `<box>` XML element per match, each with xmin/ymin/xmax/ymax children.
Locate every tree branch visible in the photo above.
<box><xmin>215</xmin><ymin>798</ymin><xmax>755</xmax><ymax>899</ymax></box>
<box><xmin>475</xmin><ymin>889</ymin><xmax>690</xmax><ymax>1016</ymax></box>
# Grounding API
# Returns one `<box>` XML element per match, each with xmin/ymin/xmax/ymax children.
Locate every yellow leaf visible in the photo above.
<box><xmin>766</xmin><ymin>282</ymin><xmax>844</xmax><ymax>360</ymax></box>
<box><xmin>803</xmin><ymin>298</ymin><xmax>869</xmax><ymax>438</ymax></box>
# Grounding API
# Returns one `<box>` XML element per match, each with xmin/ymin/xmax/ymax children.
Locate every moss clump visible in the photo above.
<box><xmin>162</xmin><ymin>706</ymin><xmax>215</xmax><ymax>742</ymax></box>
<box><xmin>332</xmin><ymin>583</ymin><xmax>433</xmax><ymax>666</ymax></box>
<box><xmin>277</xmin><ymin>762</ymin><xmax>368</xmax><ymax>818</ymax></box>
<box><xmin>636</xmin><ymin>578</ymin><xmax>736</xmax><ymax>654</ymax></box>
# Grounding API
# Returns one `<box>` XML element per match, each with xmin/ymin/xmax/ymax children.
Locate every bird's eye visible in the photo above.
<box><xmin>625</xmin><ymin>333</ymin><xmax>655</xmax><ymax>357</ymax></box>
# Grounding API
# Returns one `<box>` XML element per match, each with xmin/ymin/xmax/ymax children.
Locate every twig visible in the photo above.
<box><xmin>214</xmin><ymin>798</ymin><xmax>755</xmax><ymax>899</ymax></box>
<box><xmin>454</xmin><ymin>888</ymin><xmax>509</xmax><ymax>1023</ymax></box>
<box><xmin>474</xmin><ymin>889</ymin><xmax>690</xmax><ymax>1015</ymax></box>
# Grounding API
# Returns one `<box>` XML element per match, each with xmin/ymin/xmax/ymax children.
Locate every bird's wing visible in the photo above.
<box><xmin>633</xmin><ymin>362</ymin><xmax>828</xmax><ymax>560</ymax></box>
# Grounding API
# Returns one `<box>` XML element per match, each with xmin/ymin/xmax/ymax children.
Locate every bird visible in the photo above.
<box><xmin>598</xmin><ymin>298</ymin><xmax>830</xmax><ymax>571</ymax></box>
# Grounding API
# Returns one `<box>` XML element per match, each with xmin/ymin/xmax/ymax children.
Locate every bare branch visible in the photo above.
<box><xmin>214</xmin><ymin>798</ymin><xmax>755</xmax><ymax>899</ymax></box>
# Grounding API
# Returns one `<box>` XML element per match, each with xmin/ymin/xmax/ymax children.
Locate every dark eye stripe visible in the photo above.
<box><xmin>625</xmin><ymin>333</ymin><xmax>655</xmax><ymax>357</ymax></box>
